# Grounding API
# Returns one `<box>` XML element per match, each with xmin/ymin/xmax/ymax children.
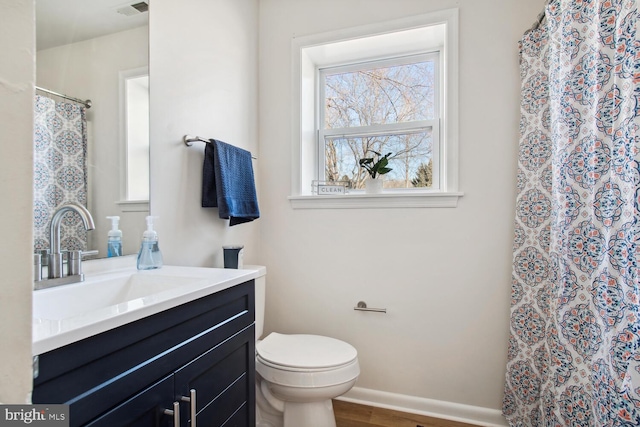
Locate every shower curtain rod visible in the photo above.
<box><xmin>36</xmin><ymin>86</ymin><xmax>92</xmax><ymax>109</ymax></box>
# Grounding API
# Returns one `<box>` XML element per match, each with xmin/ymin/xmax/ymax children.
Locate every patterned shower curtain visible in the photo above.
<box><xmin>503</xmin><ymin>0</ymin><xmax>640</xmax><ymax>425</ymax></box>
<box><xmin>33</xmin><ymin>94</ymin><xmax>88</xmax><ymax>253</ymax></box>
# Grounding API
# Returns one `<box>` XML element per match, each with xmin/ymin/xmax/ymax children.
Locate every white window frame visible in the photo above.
<box><xmin>289</xmin><ymin>9</ymin><xmax>462</xmax><ymax>209</ymax></box>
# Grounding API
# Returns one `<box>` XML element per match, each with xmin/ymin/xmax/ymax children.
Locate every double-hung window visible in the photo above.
<box><xmin>319</xmin><ymin>53</ymin><xmax>440</xmax><ymax>190</ymax></box>
<box><xmin>290</xmin><ymin>9</ymin><xmax>461</xmax><ymax>208</ymax></box>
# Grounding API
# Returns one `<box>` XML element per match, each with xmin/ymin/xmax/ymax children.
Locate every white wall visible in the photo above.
<box><xmin>258</xmin><ymin>0</ymin><xmax>544</xmax><ymax>420</ymax></box>
<box><xmin>150</xmin><ymin>0</ymin><xmax>260</xmax><ymax>268</ymax></box>
<box><xmin>37</xmin><ymin>27</ymin><xmax>149</xmax><ymax>257</ymax></box>
<box><xmin>0</xmin><ymin>0</ymin><xmax>34</xmax><ymax>403</ymax></box>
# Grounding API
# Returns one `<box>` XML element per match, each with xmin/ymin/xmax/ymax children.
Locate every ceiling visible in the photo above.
<box><xmin>36</xmin><ymin>0</ymin><xmax>149</xmax><ymax>51</ymax></box>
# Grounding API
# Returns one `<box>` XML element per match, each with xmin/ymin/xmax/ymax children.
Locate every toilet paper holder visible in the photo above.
<box><xmin>354</xmin><ymin>301</ymin><xmax>386</xmax><ymax>313</ymax></box>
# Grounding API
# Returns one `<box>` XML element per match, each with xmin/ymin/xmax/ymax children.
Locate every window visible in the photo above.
<box><xmin>320</xmin><ymin>53</ymin><xmax>440</xmax><ymax>190</ymax></box>
<box><xmin>124</xmin><ymin>74</ymin><xmax>149</xmax><ymax>201</ymax></box>
<box><xmin>290</xmin><ymin>9</ymin><xmax>462</xmax><ymax>208</ymax></box>
<box><xmin>118</xmin><ymin>67</ymin><xmax>150</xmax><ymax>212</ymax></box>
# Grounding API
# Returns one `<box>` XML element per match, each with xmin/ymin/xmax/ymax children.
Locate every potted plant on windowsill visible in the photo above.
<box><xmin>359</xmin><ymin>151</ymin><xmax>393</xmax><ymax>194</ymax></box>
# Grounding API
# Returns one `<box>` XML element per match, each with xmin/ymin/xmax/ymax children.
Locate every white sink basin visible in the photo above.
<box><xmin>33</xmin><ymin>259</ymin><xmax>262</xmax><ymax>355</ymax></box>
<box><xmin>33</xmin><ymin>273</ymin><xmax>207</xmax><ymax>320</ymax></box>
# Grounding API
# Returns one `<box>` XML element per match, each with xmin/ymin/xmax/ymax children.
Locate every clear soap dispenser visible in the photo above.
<box><xmin>106</xmin><ymin>216</ymin><xmax>122</xmax><ymax>257</ymax></box>
<box><xmin>137</xmin><ymin>216</ymin><xmax>163</xmax><ymax>270</ymax></box>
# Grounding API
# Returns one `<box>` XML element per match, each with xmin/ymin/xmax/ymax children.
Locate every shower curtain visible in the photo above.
<box><xmin>33</xmin><ymin>94</ymin><xmax>88</xmax><ymax>253</ymax></box>
<box><xmin>504</xmin><ymin>0</ymin><xmax>640</xmax><ymax>425</ymax></box>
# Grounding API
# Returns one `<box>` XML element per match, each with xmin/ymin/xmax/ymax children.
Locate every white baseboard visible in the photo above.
<box><xmin>336</xmin><ymin>387</ymin><xmax>508</xmax><ymax>427</ymax></box>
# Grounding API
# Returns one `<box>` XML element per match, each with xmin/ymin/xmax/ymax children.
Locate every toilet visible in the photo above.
<box><xmin>247</xmin><ymin>266</ymin><xmax>360</xmax><ymax>427</ymax></box>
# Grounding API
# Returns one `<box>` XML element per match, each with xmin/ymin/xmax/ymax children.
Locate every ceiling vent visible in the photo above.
<box><xmin>116</xmin><ymin>1</ymin><xmax>149</xmax><ymax>16</ymax></box>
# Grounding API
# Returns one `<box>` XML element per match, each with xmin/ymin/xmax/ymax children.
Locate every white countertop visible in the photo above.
<box><xmin>33</xmin><ymin>256</ymin><xmax>264</xmax><ymax>355</ymax></box>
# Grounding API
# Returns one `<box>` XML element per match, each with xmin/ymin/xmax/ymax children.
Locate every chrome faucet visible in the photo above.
<box><xmin>35</xmin><ymin>203</ymin><xmax>95</xmax><ymax>289</ymax></box>
<box><xmin>49</xmin><ymin>203</ymin><xmax>95</xmax><ymax>279</ymax></box>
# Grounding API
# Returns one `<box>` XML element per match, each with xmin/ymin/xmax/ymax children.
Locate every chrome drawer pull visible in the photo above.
<box><xmin>180</xmin><ymin>389</ymin><xmax>197</xmax><ymax>427</ymax></box>
<box><xmin>163</xmin><ymin>402</ymin><xmax>180</xmax><ymax>427</ymax></box>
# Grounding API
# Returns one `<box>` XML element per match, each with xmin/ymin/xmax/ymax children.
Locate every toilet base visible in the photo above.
<box><xmin>256</xmin><ymin>384</ymin><xmax>283</xmax><ymax>427</ymax></box>
<box><xmin>257</xmin><ymin>398</ymin><xmax>337</xmax><ymax>427</ymax></box>
<box><xmin>283</xmin><ymin>401</ymin><xmax>337</xmax><ymax>427</ymax></box>
<box><xmin>256</xmin><ymin>378</ymin><xmax>345</xmax><ymax>427</ymax></box>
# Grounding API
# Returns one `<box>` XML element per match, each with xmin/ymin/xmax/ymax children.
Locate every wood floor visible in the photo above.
<box><xmin>333</xmin><ymin>400</ymin><xmax>481</xmax><ymax>427</ymax></box>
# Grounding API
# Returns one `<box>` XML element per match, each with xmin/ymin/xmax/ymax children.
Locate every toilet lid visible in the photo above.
<box><xmin>257</xmin><ymin>333</ymin><xmax>357</xmax><ymax>369</ymax></box>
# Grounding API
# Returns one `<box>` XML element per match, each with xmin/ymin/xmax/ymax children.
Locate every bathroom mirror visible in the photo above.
<box><xmin>35</xmin><ymin>0</ymin><xmax>150</xmax><ymax>257</ymax></box>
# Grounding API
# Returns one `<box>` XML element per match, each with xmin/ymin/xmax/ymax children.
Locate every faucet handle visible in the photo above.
<box><xmin>68</xmin><ymin>250</ymin><xmax>83</xmax><ymax>276</ymax></box>
<box><xmin>39</xmin><ymin>249</ymin><xmax>49</xmax><ymax>266</ymax></box>
<box><xmin>34</xmin><ymin>253</ymin><xmax>42</xmax><ymax>282</ymax></box>
<box><xmin>81</xmin><ymin>250</ymin><xmax>99</xmax><ymax>259</ymax></box>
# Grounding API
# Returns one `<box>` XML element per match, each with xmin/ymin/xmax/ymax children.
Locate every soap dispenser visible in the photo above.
<box><xmin>137</xmin><ymin>216</ymin><xmax>163</xmax><ymax>270</ymax></box>
<box><xmin>106</xmin><ymin>216</ymin><xmax>122</xmax><ymax>257</ymax></box>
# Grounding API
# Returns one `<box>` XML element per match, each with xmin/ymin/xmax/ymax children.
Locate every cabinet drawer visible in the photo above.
<box><xmin>33</xmin><ymin>280</ymin><xmax>255</xmax><ymax>427</ymax></box>
<box><xmin>84</xmin><ymin>326</ymin><xmax>255</xmax><ymax>427</ymax></box>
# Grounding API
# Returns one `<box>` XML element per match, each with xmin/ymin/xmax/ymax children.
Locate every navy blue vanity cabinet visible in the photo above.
<box><xmin>32</xmin><ymin>280</ymin><xmax>256</xmax><ymax>427</ymax></box>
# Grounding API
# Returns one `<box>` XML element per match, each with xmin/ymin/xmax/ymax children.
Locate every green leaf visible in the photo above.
<box><xmin>376</xmin><ymin>157</ymin><xmax>389</xmax><ymax>169</ymax></box>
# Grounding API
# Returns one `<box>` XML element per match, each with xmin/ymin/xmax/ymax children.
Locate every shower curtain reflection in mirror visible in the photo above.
<box><xmin>33</xmin><ymin>94</ymin><xmax>88</xmax><ymax>253</ymax></box>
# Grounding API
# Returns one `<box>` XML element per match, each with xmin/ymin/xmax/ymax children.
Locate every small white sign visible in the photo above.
<box><xmin>317</xmin><ymin>185</ymin><xmax>346</xmax><ymax>195</ymax></box>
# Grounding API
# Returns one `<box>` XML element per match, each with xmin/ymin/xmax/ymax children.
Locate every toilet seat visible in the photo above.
<box><xmin>256</xmin><ymin>333</ymin><xmax>360</xmax><ymax>388</ymax></box>
<box><xmin>257</xmin><ymin>333</ymin><xmax>358</xmax><ymax>370</ymax></box>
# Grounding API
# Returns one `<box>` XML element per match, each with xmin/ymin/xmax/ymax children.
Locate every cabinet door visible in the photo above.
<box><xmin>174</xmin><ymin>326</ymin><xmax>255</xmax><ymax>427</ymax></box>
<box><xmin>84</xmin><ymin>375</ymin><xmax>175</xmax><ymax>427</ymax></box>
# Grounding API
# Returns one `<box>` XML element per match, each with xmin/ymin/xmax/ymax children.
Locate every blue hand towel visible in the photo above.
<box><xmin>202</xmin><ymin>140</ymin><xmax>260</xmax><ymax>226</ymax></box>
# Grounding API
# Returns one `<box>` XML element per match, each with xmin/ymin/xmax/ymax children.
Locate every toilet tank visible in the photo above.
<box><xmin>242</xmin><ymin>265</ymin><xmax>266</xmax><ymax>341</ymax></box>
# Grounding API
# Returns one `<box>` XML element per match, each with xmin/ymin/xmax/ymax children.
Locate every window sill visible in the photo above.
<box><xmin>288</xmin><ymin>191</ymin><xmax>463</xmax><ymax>209</ymax></box>
<box><xmin>116</xmin><ymin>200</ymin><xmax>150</xmax><ymax>212</ymax></box>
